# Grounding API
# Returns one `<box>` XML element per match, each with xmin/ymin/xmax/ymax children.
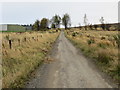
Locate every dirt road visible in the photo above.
<box><xmin>26</xmin><ymin>31</ymin><xmax>116</xmax><ymax>88</ymax></box>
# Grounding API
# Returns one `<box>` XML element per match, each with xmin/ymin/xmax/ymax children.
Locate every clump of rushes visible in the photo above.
<box><xmin>72</xmin><ymin>32</ymin><xmax>78</xmax><ymax>37</ymax></box>
<box><xmin>101</xmin><ymin>36</ymin><xmax>106</xmax><ymax>40</ymax></box>
<box><xmin>97</xmin><ymin>49</ymin><xmax>113</xmax><ymax>64</ymax></box>
<box><xmin>72</xmin><ymin>32</ymin><xmax>76</xmax><ymax>37</ymax></box>
<box><xmin>87</xmin><ymin>38</ymin><xmax>95</xmax><ymax>45</ymax></box>
<box><xmin>113</xmin><ymin>34</ymin><xmax>120</xmax><ymax>47</ymax></box>
<box><xmin>98</xmin><ymin>39</ymin><xmax>114</xmax><ymax>49</ymax></box>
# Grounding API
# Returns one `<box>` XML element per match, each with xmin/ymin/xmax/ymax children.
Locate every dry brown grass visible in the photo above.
<box><xmin>1</xmin><ymin>30</ymin><xmax>59</xmax><ymax>88</ymax></box>
<box><xmin>65</xmin><ymin>29</ymin><xmax>119</xmax><ymax>84</ymax></box>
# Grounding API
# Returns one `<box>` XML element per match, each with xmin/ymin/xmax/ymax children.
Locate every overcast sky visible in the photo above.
<box><xmin>0</xmin><ymin>1</ymin><xmax>118</xmax><ymax>26</ymax></box>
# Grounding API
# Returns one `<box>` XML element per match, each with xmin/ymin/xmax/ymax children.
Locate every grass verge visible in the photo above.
<box><xmin>64</xmin><ymin>29</ymin><xmax>119</xmax><ymax>85</ymax></box>
<box><xmin>2</xmin><ymin>30</ymin><xmax>60</xmax><ymax>88</ymax></box>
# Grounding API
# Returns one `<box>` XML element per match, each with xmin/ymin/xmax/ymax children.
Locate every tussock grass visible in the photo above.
<box><xmin>65</xmin><ymin>29</ymin><xmax>119</xmax><ymax>84</ymax></box>
<box><xmin>97</xmin><ymin>49</ymin><xmax>113</xmax><ymax>64</ymax></box>
<box><xmin>1</xmin><ymin>30</ymin><xmax>59</xmax><ymax>88</ymax></box>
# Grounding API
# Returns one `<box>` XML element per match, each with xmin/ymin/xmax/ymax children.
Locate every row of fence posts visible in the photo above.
<box><xmin>6</xmin><ymin>35</ymin><xmax>42</xmax><ymax>49</ymax></box>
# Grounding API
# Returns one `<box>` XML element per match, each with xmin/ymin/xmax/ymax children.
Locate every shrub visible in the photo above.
<box><xmin>72</xmin><ymin>32</ymin><xmax>76</xmax><ymax>37</ymax></box>
<box><xmin>105</xmin><ymin>24</ymin><xmax>111</xmax><ymax>31</ymax></box>
<box><xmin>94</xmin><ymin>25</ymin><xmax>98</xmax><ymax>30</ymax></box>
<box><xmin>87</xmin><ymin>38</ymin><xmax>95</xmax><ymax>45</ymax></box>
<box><xmin>72</xmin><ymin>32</ymin><xmax>78</xmax><ymax>37</ymax></box>
<box><xmin>101</xmin><ymin>24</ymin><xmax>106</xmax><ymax>30</ymax></box>
<box><xmin>89</xmin><ymin>24</ymin><xmax>93</xmax><ymax>30</ymax></box>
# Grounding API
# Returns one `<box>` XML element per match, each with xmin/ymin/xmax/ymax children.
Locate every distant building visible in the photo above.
<box><xmin>22</xmin><ymin>25</ymin><xmax>32</xmax><ymax>30</ymax></box>
<box><xmin>0</xmin><ymin>24</ymin><xmax>26</xmax><ymax>31</ymax></box>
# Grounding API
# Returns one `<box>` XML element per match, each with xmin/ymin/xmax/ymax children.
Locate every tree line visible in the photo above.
<box><xmin>31</xmin><ymin>13</ymin><xmax>118</xmax><ymax>31</ymax></box>
<box><xmin>32</xmin><ymin>13</ymin><xmax>71</xmax><ymax>31</ymax></box>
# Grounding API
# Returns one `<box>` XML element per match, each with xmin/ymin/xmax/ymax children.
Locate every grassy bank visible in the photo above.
<box><xmin>1</xmin><ymin>30</ymin><xmax>60</xmax><ymax>88</ymax></box>
<box><xmin>65</xmin><ymin>29</ymin><xmax>119</xmax><ymax>85</ymax></box>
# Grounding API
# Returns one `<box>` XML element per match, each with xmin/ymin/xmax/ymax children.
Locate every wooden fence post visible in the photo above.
<box><xmin>24</xmin><ymin>37</ymin><xmax>27</xmax><ymax>42</ymax></box>
<box><xmin>18</xmin><ymin>39</ymin><xmax>20</xmax><ymax>46</ymax></box>
<box><xmin>9</xmin><ymin>40</ymin><xmax>12</xmax><ymax>49</ymax></box>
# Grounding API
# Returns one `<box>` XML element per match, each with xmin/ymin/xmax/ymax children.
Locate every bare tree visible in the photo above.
<box><xmin>99</xmin><ymin>17</ymin><xmax>104</xmax><ymax>24</ymax></box>
<box><xmin>79</xmin><ymin>23</ymin><xmax>82</xmax><ymax>30</ymax></box>
<box><xmin>100</xmin><ymin>17</ymin><xmax>106</xmax><ymax>30</ymax></box>
<box><xmin>83</xmin><ymin>14</ymin><xmax>88</xmax><ymax>30</ymax></box>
